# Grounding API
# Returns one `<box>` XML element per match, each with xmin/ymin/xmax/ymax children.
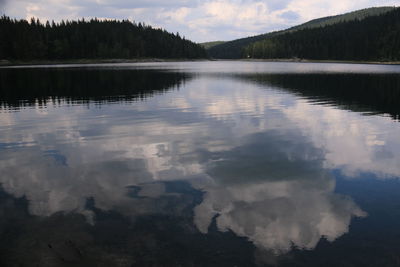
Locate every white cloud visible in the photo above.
<box><xmin>2</xmin><ymin>0</ymin><xmax>398</xmax><ymax>42</ymax></box>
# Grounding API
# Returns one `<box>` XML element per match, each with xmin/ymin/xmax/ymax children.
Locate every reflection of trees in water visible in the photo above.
<box><xmin>0</xmin><ymin>68</ymin><xmax>190</xmax><ymax>109</ymax></box>
<box><xmin>244</xmin><ymin>73</ymin><xmax>400</xmax><ymax>121</ymax></box>
<box><xmin>1</xmin><ymin>69</ymin><xmax>399</xmax><ymax>265</ymax></box>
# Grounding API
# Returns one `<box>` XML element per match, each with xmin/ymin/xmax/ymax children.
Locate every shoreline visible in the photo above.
<box><xmin>1</xmin><ymin>58</ymin><xmax>399</xmax><ymax>67</ymax></box>
<box><xmin>0</xmin><ymin>58</ymin><xmax>213</xmax><ymax>67</ymax></box>
<box><xmin>237</xmin><ymin>58</ymin><xmax>400</xmax><ymax>66</ymax></box>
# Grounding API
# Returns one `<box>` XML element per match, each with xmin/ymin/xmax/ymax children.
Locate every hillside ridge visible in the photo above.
<box><xmin>208</xmin><ymin>6</ymin><xmax>397</xmax><ymax>59</ymax></box>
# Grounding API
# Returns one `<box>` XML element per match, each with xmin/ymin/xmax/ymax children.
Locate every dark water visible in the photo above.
<box><xmin>1</xmin><ymin>61</ymin><xmax>400</xmax><ymax>266</ymax></box>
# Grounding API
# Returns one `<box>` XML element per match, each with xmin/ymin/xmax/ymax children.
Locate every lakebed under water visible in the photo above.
<box><xmin>1</xmin><ymin>61</ymin><xmax>400</xmax><ymax>266</ymax></box>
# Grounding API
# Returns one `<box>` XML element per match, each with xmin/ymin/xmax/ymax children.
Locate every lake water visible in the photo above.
<box><xmin>1</xmin><ymin>61</ymin><xmax>400</xmax><ymax>266</ymax></box>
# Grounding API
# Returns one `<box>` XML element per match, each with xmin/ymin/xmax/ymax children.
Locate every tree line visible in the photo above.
<box><xmin>243</xmin><ymin>8</ymin><xmax>400</xmax><ymax>61</ymax></box>
<box><xmin>207</xmin><ymin>7</ymin><xmax>399</xmax><ymax>60</ymax></box>
<box><xmin>0</xmin><ymin>16</ymin><xmax>207</xmax><ymax>60</ymax></box>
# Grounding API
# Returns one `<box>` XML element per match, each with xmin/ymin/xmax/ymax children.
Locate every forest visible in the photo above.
<box><xmin>209</xmin><ymin>6</ymin><xmax>399</xmax><ymax>60</ymax></box>
<box><xmin>0</xmin><ymin>16</ymin><xmax>207</xmax><ymax>60</ymax></box>
<box><xmin>243</xmin><ymin>8</ymin><xmax>400</xmax><ymax>61</ymax></box>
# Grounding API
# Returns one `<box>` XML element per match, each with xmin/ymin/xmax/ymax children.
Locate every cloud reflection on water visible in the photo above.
<box><xmin>1</xmin><ymin>65</ymin><xmax>400</xmax><ymax>254</ymax></box>
<box><xmin>194</xmin><ymin>131</ymin><xmax>366</xmax><ymax>253</ymax></box>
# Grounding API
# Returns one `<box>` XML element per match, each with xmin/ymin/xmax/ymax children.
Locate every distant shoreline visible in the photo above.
<box><xmin>0</xmin><ymin>58</ymin><xmax>212</xmax><ymax>67</ymax></box>
<box><xmin>1</xmin><ymin>58</ymin><xmax>399</xmax><ymax>67</ymax></box>
<box><xmin>238</xmin><ymin>58</ymin><xmax>400</xmax><ymax>66</ymax></box>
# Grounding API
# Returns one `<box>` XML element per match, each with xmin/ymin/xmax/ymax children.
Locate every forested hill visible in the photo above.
<box><xmin>208</xmin><ymin>6</ymin><xmax>396</xmax><ymax>59</ymax></box>
<box><xmin>244</xmin><ymin>7</ymin><xmax>400</xmax><ymax>61</ymax></box>
<box><xmin>200</xmin><ymin>41</ymin><xmax>226</xmax><ymax>49</ymax></box>
<box><xmin>0</xmin><ymin>16</ymin><xmax>206</xmax><ymax>60</ymax></box>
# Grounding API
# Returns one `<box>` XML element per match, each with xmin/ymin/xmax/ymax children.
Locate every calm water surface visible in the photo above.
<box><xmin>1</xmin><ymin>61</ymin><xmax>400</xmax><ymax>266</ymax></box>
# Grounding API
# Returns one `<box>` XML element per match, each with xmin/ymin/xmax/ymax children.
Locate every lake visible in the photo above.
<box><xmin>1</xmin><ymin>61</ymin><xmax>400</xmax><ymax>266</ymax></box>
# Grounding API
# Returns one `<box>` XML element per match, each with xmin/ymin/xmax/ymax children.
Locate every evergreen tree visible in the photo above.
<box><xmin>208</xmin><ymin>7</ymin><xmax>399</xmax><ymax>60</ymax></box>
<box><xmin>0</xmin><ymin>16</ymin><xmax>207</xmax><ymax>60</ymax></box>
<box><xmin>243</xmin><ymin>8</ymin><xmax>400</xmax><ymax>61</ymax></box>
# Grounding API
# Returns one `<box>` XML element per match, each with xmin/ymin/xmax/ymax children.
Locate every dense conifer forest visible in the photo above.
<box><xmin>244</xmin><ymin>8</ymin><xmax>400</xmax><ymax>61</ymax></box>
<box><xmin>208</xmin><ymin>6</ymin><xmax>399</xmax><ymax>60</ymax></box>
<box><xmin>0</xmin><ymin>16</ymin><xmax>206</xmax><ymax>60</ymax></box>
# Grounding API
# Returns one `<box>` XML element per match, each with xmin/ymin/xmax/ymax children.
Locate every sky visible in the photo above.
<box><xmin>0</xmin><ymin>0</ymin><xmax>398</xmax><ymax>42</ymax></box>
